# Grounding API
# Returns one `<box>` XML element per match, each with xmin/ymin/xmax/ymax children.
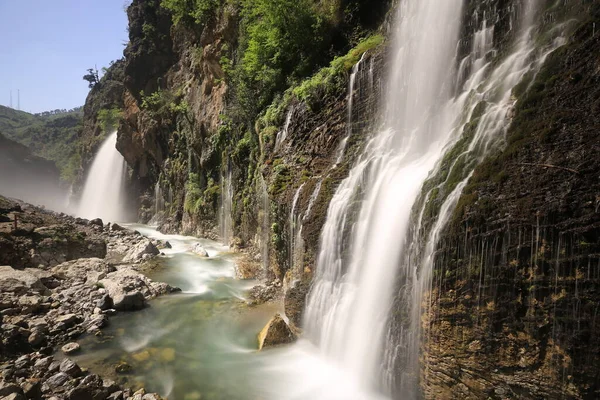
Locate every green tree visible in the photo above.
<box><xmin>83</xmin><ymin>67</ymin><xmax>100</xmax><ymax>89</ymax></box>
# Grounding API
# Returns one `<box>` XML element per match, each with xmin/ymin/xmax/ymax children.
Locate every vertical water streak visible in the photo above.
<box><xmin>155</xmin><ymin>182</ymin><xmax>164</xmax><ymax>216</ymax></box>
<box><xmin>274</xmin><ymin>108</ymin><xmax>294</xmax><ymax>152</ymax></box>
<box><xmin>78</xmin><ymin>131</ymin><xmax>128</xmax><ymax>222</ymax></box>
<box><xmin>334</xmin><ymin>52</ymin><xmax>369</xmax><ymax>166</ymax></box>
<box><xmin>289</xmin><ymin>183</ymin><xmax>305</xmax><ymax>276</ymax></box>
<box><xmin>258</xmin><ymin>174</ymin><xmax>271</xmax><ymax>277</ymax></box>
<box><xmin>220</xmin><ymin>163</ymin><xmax>233</xmax><ymax>245</ymax></box>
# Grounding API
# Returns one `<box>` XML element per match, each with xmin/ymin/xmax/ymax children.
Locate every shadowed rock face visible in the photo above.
<box><xmin>0</xmin><ymin>133</ymin><xmax>65</xmax><ymax>211</ymax></box>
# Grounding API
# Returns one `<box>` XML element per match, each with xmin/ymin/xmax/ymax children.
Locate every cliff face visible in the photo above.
<box><xmin>419</xmin><ymin>4</ymin><xmax>600</xmax><ymax>399</ymax></box>
<box><xmin>107</xmin><ymin>0</ymin><xmax>392</xmax><ymax>327</ymax></box>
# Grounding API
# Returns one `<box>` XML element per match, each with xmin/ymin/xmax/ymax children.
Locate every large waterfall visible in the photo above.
<box><xmin>78</xmin><ymin>131</ymin><xmax>129</xmax><ymax>223</ymax></box>
<box><xmin>294</xmin><ymin>0</ymin><xmax>566</xmax><ymax>398</ymax></box>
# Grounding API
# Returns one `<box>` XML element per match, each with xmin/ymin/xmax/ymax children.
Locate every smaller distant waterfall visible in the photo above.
<box><xmin>219</xmin><ymin>164</ymin><xmax>234</xmax><ymax>246</ymax></box>
<box><xmin>334</xmin><ymin>52</ymin><xmax>375</xmax><ymax>166</ymax></box>
<box><xmin>274</xmin><ymin>107</ymin><xmax>294</xmax><ymax>152</ymax></box>
<box><xmin>78</xmin><ymin>131</ymin><xmax>128</xmax><ymax>222</ymax></box>
<box><xmin>155</xmin><ymin>182</ymin><xmax>165</xmax><ymax>215</ymax></box>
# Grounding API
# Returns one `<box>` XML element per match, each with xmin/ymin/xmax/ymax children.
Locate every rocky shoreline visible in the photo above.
<box><xmin>0</xmin><ymin>195</ymin><xmax>179</xmax><ymax>400</ymax></box>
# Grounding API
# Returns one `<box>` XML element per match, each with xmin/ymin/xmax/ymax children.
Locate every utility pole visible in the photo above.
<box><xmin>9</xmin><ymin>90</ymin><xmax>12</xmax><ymax>108</ymax></box>
<box><xmin>17</xmin><ymin>90</ymin><xmax>20</xmax><ymax>110</ymax></box>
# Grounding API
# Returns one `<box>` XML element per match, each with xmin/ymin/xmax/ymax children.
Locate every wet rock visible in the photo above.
<box><xmin>110</xmin><ymin>223</ymin><xmax>125</xmax><ymax>232</ymax></box>
<box><xmin>0</xmin><ymin>266</ymin><xmax>48</xmax><ymax>295</ymax></box>
<box><xmin>46</xmin><ymin>372</ymin><xmax>70</xmax><ymax>389</ymax></box>
<box><xmin>190</xmin><ymin>244</ymin><xmax>208</xmax><ymax>257</ymax></box>
<box><xmin>59</xmin><ymin>359</ymin><xmax>82</xmax><ymax>377</ymax></box>
<box><xmin>89</xmin><ymin>219</ymin><xmax>103</xmax><ymax>227</ymax></box>
<box><xmin>96</xmin><ymin>294</ymin><xmax>113</xmax><ymax>311</ymax></box>
<box><xmin>2</xmin><ymin>393</ymin><xmax>26</xmax><ymax>400</ymax></box>
<box><xmin>0</xmin><ymin>382</ymin><xmax>23</xmax><ymax>397</ymax></box>
<box><xmin>27</xmin><ymin>331</ymin><xmax>45</xmax><ymax>347</ymax></box>
<box><xmin>142</xmin><ymin>394</ymin><xmax>160</xmax><ymax>400</ymax></box>
<box><xmin>21</xmin><ymin>379</ymin><xmax>41</xmax><ymax>400</ymax></box>
<box><xmin>122</xmin><ymin>241</ymin><xmax>159</xmax><ymax>263</ymax></box>
<box><xmin>66</xmin><ymin>386</ymin><xmax>93</xmax><ymax>400</ymax></box>
<box><xmin>55</xmin><ymin>314</ymin><xmax>78</xmax><ymax>330</ymax></box>
<box><xmin>257</xmin><ymin>314</ymin><xmax>296</xmax><ymax>350</ymax></box>
<box><xmin>107</xmin><ymin>391</ymin><xmax>123</xmax><ymax>400</ymax></box>
<box><xmin>114</xmin><ymin>362</ymin><xmax>132</xmax><ymax>374</ymax></box>
<box><xmin>284</xmin><ymin>281</ymin><xmax>310</xmax><ymax>328</ymax></box>
<box><xmin>33</xmin><ymin>356</ymin><xmax>53</xmax><ymax>372</ymax></box>
<box><xmin>61</xmin><ymin>342</ymin><xmax>81</xmax><ymax>355</ymax></box>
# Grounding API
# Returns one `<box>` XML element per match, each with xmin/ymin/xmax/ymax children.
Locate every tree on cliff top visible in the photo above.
<box><xmin>83</xmin><ymin>67</ymin><xmax>100</xmax><ymax>89</ymax></box>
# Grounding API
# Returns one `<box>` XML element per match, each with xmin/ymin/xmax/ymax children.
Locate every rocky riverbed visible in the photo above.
<box><xmin>0</xmin><ymin>195</ymin><xmax>180</xmax><ymax>400</ymax></box>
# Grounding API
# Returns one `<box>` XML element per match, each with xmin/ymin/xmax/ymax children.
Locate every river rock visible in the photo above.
<box><xmin>27</xmin><ymin>331</ymin><xmax>45</xmax><ymax>347</ymax></box>
<box><xmin>122</xmin><ymin>240</ymin><xmax>159</xmax><ymax>263</ymax></box>
<box><xmin>0</xmin><ymin>382</ymin><xmax>23</xmax><ymax>398</ymax></box>
<box><xmin>0</xmin><ymin>266</ymin><xmax>48</xmax><ymax>295</ymax></box>
<box><xmin>190</xmin><ymin>244</ymin><xmax>208</xmax><ymax>257</ymax></box>
<box><xmin>61</xmin><ymin>342</ymin><xmax>81</xmax><ymax>354</ymax></box>
<box><xmin>45</xmin><ymin>372</ymin><xmax>70</xmax><ymax>389</ymax></box>
<box><xmin>59</xmin><ymin>359</ymin><xmax>82</xmax><ymax>377</ymax></box>
<box><xmin>89</xmin><ymin>218</ymin><xmax>103</xmax><ymax>227</ymax></box>
<box><xmin>2</xmin><ymin>393</ymin><xmax>26</xmax><ymax>400</ymax></box>
<box><xmin>21</xmin><ymin>379</ymin><xmax>42</xmax><ymax>400</ymax></box>
<box><xmin>110</xmin><ymin>223</ymin><xmax>125</xmax><ymax>232</ymax></box>
<box><xmin>257</xmin><ymin>314</ymin><xmax>296</xmax><ymax>350</ymax></box>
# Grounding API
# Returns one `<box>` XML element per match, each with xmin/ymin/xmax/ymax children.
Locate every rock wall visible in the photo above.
<box><xmin>420</xmin><ymin>3</ymin><xmax>600</xmax><ymax>399</ymax></box>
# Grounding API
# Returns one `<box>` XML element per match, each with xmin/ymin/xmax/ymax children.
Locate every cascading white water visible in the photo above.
<box><xmin>304</xmin><ymin>0</ymin><xmax>465</xmax><ymax>393</ymax></box>
<box><xmin>78</xmin><ymin>131</ymin><xmax>128</xmax><ymax>222</ymax></box>
<box><xmin>155</xmin><ymin>182</ymin><xmax>165</xmax><ymax>216</ymax></box>
<box><xmin>256</xmin><ymin>1</ymin><xmax>569</xmax><ymax>399</ymax></box>
<box><xmin>274</xmin><ymin>107</ymin><xmax>294</xmax><ymax>152</ymax></box>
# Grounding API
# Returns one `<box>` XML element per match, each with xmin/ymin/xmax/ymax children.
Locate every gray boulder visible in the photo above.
<box><xmin>0</xmin><ymin>266</ymin><xmax>48</xmax><ymax>295</ymax></box>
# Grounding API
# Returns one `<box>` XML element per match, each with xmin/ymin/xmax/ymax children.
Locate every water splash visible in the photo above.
<box><xmin>78</xmin><ymin>131</ymin><xmax>129</xmax><ymax>222</ymax></box>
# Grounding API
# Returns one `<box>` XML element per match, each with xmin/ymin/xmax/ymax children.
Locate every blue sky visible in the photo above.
<box><xmin>0</xmin><ymin>0</ymin><xmax>131</xmax><ymax>113</ymax></box>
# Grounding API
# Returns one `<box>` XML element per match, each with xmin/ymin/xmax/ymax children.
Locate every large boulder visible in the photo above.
<box><xmin>99</xmin><ymin>269</ymin><xmax>147</xmax><ymax>311</ymax></box>
<box><xmin>257</xmin><ymin>314</ymin><xmax>296</xmax><ymax>350</ymax></box>
<box><xmin>122</xmin><ymin>240</ymin><xmax>160</xmax><ymax>263</ymax></box>
<box><xmin>51</xmin><ymin>258</ymin><xmax>115</xmax><ymax>283</ymax></box>
<box><xmin>0</xmin><ymin>266</ymin><xmax>49</xmax><ymax>295</ymax></box>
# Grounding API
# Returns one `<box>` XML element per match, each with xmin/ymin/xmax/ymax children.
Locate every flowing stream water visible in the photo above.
<box><xmin>78</xmin><ymin>131</ymin><xmax>128</xmax><ymax>222</ymax></box>
<box><xmin>68</xmin><ymin>225</ymin><xmax>279</xmax><ymax>400</ymax></box>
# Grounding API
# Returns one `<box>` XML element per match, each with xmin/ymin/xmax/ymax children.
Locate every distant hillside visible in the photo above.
<box><xmin>0</xmin><ymin>105</ymin><xmax>83</xmax><ymax>182</ymax></box>
<box><xmin>0</xmin><ymin>132</ymin><xmax>67</xmax><ymax>211</ymax></box>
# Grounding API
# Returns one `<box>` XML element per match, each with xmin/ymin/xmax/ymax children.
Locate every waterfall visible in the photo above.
<box><xmin>334</xmin><ymin>52</ymin><xmax>375</xmax><ymax>166</ymax></box>
<box><xmin>304</xmin><ymin>0</ymin><xmax>465</xmax><ymax>392</ymax></box>
<box><xmin>220</xmin><ymin>163</ymin><xmax>233</xmax><ymax>245</ymax></box>
<box><xmin>274</xmin><ymin>107</ymin><xmax>294</xmax><ymax>152</ymax></box>
<box><xmin>154</xmin><ymin>182</ymin><xmax>165</xmax><ymax>216</ymax></box>
<box><xmin>300</xmin><ymin>0</ymin><xmax>567</xmax><ymax>396</ymax></box>
<box><xmin>78</xmin><ymin>131</ymin><xmax>128</xmax><ymax>223</ymax></box>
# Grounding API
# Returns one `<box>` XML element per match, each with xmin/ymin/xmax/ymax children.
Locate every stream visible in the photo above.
<box><xmin>67</xmin><ymin>225</ymin><xmax>279</xmax><ymax>400</ymax></box>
